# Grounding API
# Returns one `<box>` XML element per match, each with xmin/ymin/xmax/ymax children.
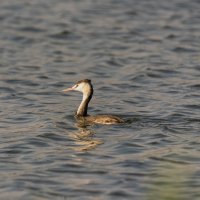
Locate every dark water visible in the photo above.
<box><xmin>1</xmin><ymin>0</ymin><xmax>200</xmax><ymax>199</ymax></box>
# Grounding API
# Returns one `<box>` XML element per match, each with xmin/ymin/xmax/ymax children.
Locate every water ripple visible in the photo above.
<box><xmin>0</xmin><ymin>0</ymin><xmax>200</xmax><ymax>199</ymax></box>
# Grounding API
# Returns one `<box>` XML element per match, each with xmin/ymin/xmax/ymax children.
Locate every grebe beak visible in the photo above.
<box><xmin>62</xmin><ymin>87</ymin><xmax>73</xmax><ymax>93</ymax></box>
<box><xmin>62</xmin><ymin>84</ymin><xmax>77</xmax><ymax>93</ymax></box>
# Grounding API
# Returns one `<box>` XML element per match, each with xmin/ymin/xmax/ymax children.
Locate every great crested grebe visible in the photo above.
<box><xmin>62</xmin><ymin>79</ymin><xmax>124</xmax><ymax>125</ymax></box>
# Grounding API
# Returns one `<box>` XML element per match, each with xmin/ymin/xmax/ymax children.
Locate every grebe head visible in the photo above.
<box><xmin>62</xmin><ymin>79</ymin><xmax>93</xmax><ymax>95</ymax></box>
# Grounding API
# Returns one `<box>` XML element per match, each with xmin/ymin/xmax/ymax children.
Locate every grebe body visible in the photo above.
<box><xmin>62</xmin><ymin>79</ymin><xmax>124</xmax><ymax>125</ymax></box>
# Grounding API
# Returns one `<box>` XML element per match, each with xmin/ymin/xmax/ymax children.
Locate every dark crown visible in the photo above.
<box><xmin>77</xmin><ymin>79</ymin><xmax>91</xmax><ymax>84</ymax></box>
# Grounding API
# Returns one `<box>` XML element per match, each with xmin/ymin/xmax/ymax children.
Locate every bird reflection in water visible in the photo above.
<box><xmin>68</xmin><ymin>122</ymin><xmax>103</xmax><ymax>152</ymax></box>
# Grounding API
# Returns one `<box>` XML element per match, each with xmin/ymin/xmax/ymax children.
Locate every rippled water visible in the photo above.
<box><xmin>1</xmin><ymin>0</ymin><xmax>200</xmax><ymax>199</ymax></box>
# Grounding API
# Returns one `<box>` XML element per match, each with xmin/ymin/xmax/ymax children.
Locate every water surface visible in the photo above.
<box><xmin>0</xmin><ymin>0</ymin><xmax>200</xmax><ymax>199</ymax></box>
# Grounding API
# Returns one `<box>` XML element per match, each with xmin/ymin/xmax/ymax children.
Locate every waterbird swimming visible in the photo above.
<box><xmin>62</xmin><ymin>79</ymin><xmax>124</xmax><ymax>125</ymax></box>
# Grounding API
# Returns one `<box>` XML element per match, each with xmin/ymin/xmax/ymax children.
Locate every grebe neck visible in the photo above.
<box><xmin>76</xmin><ymin>88</ymin><xmax>93</xmax><ymax>116</ymax></box>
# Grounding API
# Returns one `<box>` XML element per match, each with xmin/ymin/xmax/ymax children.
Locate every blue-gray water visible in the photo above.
<box><xmin>0</xmin><ymin>0</ymin><xmax>200</xmax><ymax>199</ymax></box>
